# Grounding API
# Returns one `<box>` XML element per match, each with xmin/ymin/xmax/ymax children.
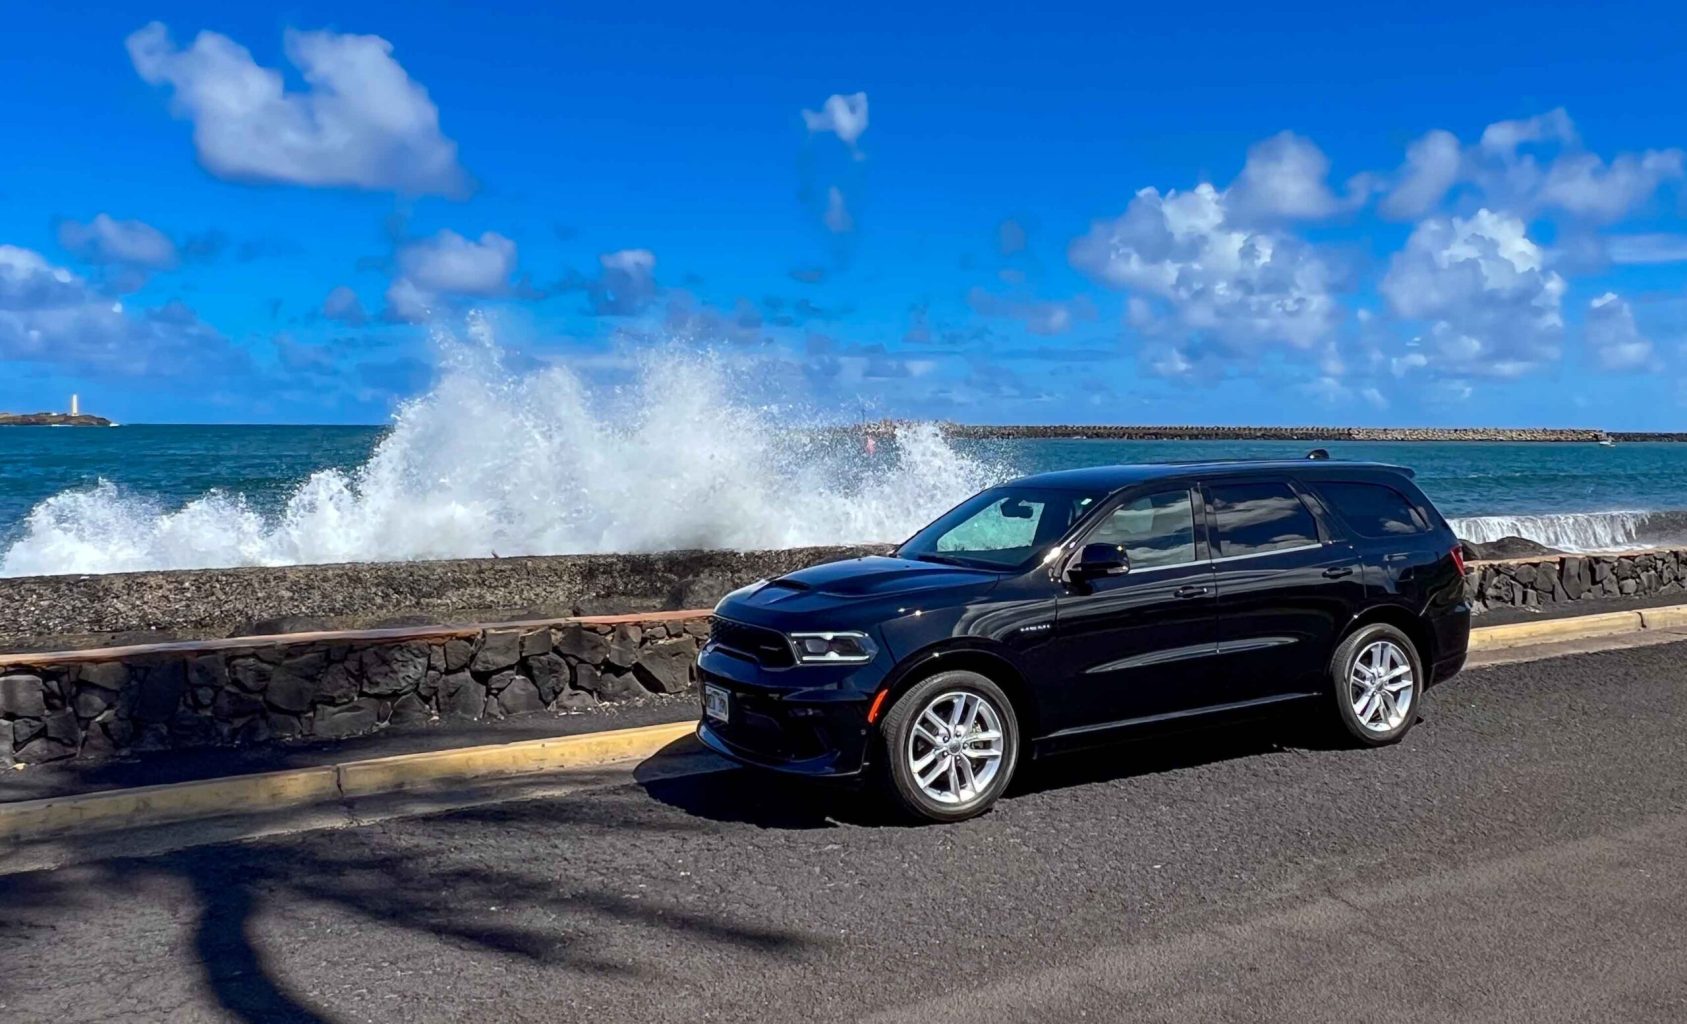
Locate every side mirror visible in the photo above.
<box><xmin>1066</xmin><ymin>542</ymin><xmax>1129</xmax><ymax>581</ymax></box>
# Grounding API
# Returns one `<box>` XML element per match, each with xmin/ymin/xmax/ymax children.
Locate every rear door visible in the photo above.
<box><xmin>1309</xmin><ymin>478</ymin><xmax>1441</xmax><ymax>609</ymax></box>
<box><xmin>1051</xmin><ymin>485</ymin><xmax>1217</xmax><ymax>730</ymax></box>
<box><xmin>1204</xmin><ymin>478</ymin><xmax>1364</xmax><ymax>701</ymax></box>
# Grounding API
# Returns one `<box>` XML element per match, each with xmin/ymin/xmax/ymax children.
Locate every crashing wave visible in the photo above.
<box><xmin>1448</xmin><ymin>510</ymin><xmax>1687</xmax><ymax>553</ymax></box>
<box><xmin>0</xmin><ymin>322</ymin><xmax>1009</xmax><ymax>577</ymax></box>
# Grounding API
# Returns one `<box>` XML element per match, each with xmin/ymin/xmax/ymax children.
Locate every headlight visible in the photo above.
<box><xmin>787</xmin><ymin>631</ymin><xmax>878</xmax><ymax>664</ymax></box>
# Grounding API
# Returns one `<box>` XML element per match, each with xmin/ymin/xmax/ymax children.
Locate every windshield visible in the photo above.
<box><xmin>896</xmin><ymin>486</ymin><xmax>1106</xmax><ymax>571</ymax></box>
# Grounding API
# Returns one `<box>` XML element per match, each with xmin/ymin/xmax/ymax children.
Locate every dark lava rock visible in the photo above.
<box><xmin>314</xmin><ymin>698</ymin><xmax>382</xmax><ymax>739</ymax></box>
<box><xmin>633</xmin><ymin>641</ymin><xmax>696</xmax><ymax>694</ymax></box>
<box><xmin>496</xmin><ymin>677</ymin><xmax>546</xmax><ymax>715</ymax></box>
<box><xmin>131</xmin><ymin>663</ymin><xmax>187</xmax><ymax>722</ymax></box>
<box><xmin>525</xmin><ymin>653</ymin><xmax>570</xmax><ymax>703</ymax></box>
<box><xmin>358</xmin><ymin>642</ymin><xmax>429</xmax><ymax>697</ymax></box>
<box><xmin>555</xmin><ymin>625</ymin><xmax>611</xmax><ymax>663</ymax></box>
<box><xmin>472</xmin><ymin>631</ymin><xmax>523</xmax><ymax>674</ymax></box>
<box><xmin>1460</xmin><ymin>536</ymin><xmax>1563</xmax><ymax>560</ymax></box>
<box><xmin>440</xmin><ymin>672</ymin><xmax>485</xmax><ymax>720</ymax></box>
<box><xmin>0</xmin><ymin>674</ymin><xmax>46</xmax><ymax>718</ymax></box>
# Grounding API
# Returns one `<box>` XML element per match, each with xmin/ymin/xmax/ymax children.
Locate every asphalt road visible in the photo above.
<box><xmin>3</xmin><ymin>642</ymin><xmax>1685</xmax><ymax>1024</ymax></box>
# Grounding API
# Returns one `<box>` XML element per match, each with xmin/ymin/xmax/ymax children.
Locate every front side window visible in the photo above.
<box><xmin>899</xmin><ymin>487</ymin><xmax>1103</xmax><ymax>571</ymax></box>
<box><xmin>1315</xmin><ymin>481</ymin><xmax>1429</xmax><ymax>538</ymax></box>
<box><xmin>1209</xmin><ymin>481</ymin><xmax>1321</xmax><ymax>558</ymax></box>
<box><xmin>1089</xmin><ymin>489</ymin><xmax>1197</xmax><ymax>569</ymax></box>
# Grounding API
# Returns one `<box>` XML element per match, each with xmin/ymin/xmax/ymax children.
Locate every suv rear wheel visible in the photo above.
<box><xmin>879</xmin><ymin>670</ymin><xmax>1020</xmax><ymax>823</ymax></box>
<box><xmin>1329</xmin><ymin>623</ymin><xmax>1422</xmax><ymax>746</ymax></box>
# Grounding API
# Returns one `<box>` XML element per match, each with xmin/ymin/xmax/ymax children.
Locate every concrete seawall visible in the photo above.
<box><xmin>0</xmin><ymin>544</ymin><xmax>894</xmax><ymax>652</ymax></box>
<box><xmin>2</xmin><ymin>547</ymin><xmax>1684</xmax><ymax>767</ymax></box>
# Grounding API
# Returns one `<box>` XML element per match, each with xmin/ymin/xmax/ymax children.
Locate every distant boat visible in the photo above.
<box><xmin>1598</xmin><ymin>438</ymin><xmax>1616</xmax><ymax>447</ymax></box>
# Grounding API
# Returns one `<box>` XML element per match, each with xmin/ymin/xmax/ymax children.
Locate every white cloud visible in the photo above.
<box><xmin>385</xmin><ymin>230</ymin><xmax>516</xmax><ymax>322</ymax></box>
<box><xmin>0</xmin><ymin>245</ymin><xmax>238</xmax><ymax>376</ymax></box>
<box><xmin>56</xmin><ymin>214</ymin><xmax>178</xmax><ymax>269</ymax></box>
<box><xmin>1379</xmin><ymin>130</ymin><xmax>1461</xmax><ymax>220</ymax></box>
<box><xmin>1387</xmin><ymin>109</ymin><xmax>1683</xmax><ymax>224</ymax></box>
<box><xmin>1585</xmin><ymin>292</ymin><xmax>1653</xmax><ymax>371</ymax></box>
<box><xmin>1380</xmin><ymin>209</ymin><xmax>1565</xmax><ymax>377</ymax></box>
<box><xmin>823</xmin><ymin>186</ymin><xmax>854</xmax><ymax>233</ymax></box>
<box><xmin>1536</xmin><ymin>149</ymin><xmax>1684</xmax><ymax>221</ymax></box>
<box><xmin>1228</xmin><ymin>131</ymin><xmax>1362</xmax><ymax>220</ymax></box>
<box><xmin>127</xmin><ymin>21</ymin><xmax>466</xmax><ymax>195</ymax></box>
<box><xmin>802</xmin><ymin>92</ymin><xmax>869</xmax><ymax>155</ymax></box>
<box><xmin>1605</xmin><ymin>233</ymin><xmax>1687</xmax><ymax>265</ymax></box>
<box><xmin>1479</xmin><ymin>108</ymin><xmax>1579</xmax><ymax>155</ymax></box>
<box><xmin>1070</xmin><ymin>182</ymin><xmax>1340</xmax><ymax>373</ymax></box>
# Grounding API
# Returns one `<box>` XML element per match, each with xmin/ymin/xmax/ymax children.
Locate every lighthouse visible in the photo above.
<box><xmin>70</xmin><ymin>393</ymin><xmax>79</xmax><ymax>417</ymax></box>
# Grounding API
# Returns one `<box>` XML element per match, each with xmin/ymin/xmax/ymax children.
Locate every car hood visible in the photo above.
<box><xmin>725</xmin><ymin>555</ymin><xmax>1002</xmax><ymax>616</ymax></box>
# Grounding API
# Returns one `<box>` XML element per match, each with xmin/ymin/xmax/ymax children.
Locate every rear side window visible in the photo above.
<box><xmin>1208</xmin><ymin>481</ymin><xmax>1321</xmax><ymax>558</ymax></box>
<box><xmin>1316</xmin><ymin>482</ymin><xmax>1429</xmax><ymax>538</ymax></box>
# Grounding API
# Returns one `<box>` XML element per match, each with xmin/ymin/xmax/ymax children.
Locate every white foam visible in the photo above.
<box><xmin>1448</xmin><ymin>510</ymin><xmax>1658</xmax><ymax>552</ymax></box>
<box><xmin>0</xmin><ymin>321</ymin><xmax>1009</xmax><ymax>577</ymax></box>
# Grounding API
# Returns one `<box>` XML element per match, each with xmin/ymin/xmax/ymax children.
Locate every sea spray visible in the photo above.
<box><xmin>0</xmin><ymin>328</ymin><xmax>1010</xmax><ymax>577</ymax></box>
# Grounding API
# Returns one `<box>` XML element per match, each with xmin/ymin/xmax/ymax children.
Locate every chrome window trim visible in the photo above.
<box><xmin>1207</xmin><ymin>542</ymin><xmax>1324</xmax><ymax>565</ymax></box>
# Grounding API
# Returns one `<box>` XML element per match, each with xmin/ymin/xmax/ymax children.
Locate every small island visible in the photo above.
<box><xmin>0</xmin><ymin>411</ymin><xmax>114</xmax><ymax>427</ymax></box>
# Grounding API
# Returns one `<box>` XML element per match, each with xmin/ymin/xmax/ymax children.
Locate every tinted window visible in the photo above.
<box><xmin>1089</xmin><ymin>490</ymin><xmax>1197</xmax><ymax>569</ymax></box>
<box><xmin>1316</xmin><ymin>482</ymin><xmax>1428</xmax><ymax>538</ymax></box>
<box><xmin>900</xmin><ymin>487</ymin><xmax>1103</xmax><ymax>570</ymax></box>
<box><xmin>1209</xmin><ymin>482</ymin><xmax>1320</xmax><ymax>557</ymax></box>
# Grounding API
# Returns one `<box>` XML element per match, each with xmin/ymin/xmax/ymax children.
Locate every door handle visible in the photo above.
<box><xmin>1322</xmin><ymin>566</ymin><xmax>1354</xmax><ymax>578</ymax></box>
<box><xmin>1383</xmin><ymin>553</ymin><xmax>1409</xmax><ymax>563</ymax></box>
<box><xmin>1173</xmin><ymin>585</ymin><xmax>1211</xmax><ymax>598</ymax></box>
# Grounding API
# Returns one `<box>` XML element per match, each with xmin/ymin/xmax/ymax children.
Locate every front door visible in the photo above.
<box><xmin>1052</xmin><ymin>486</ymin><xmax>1218</xmax><ymax>732</ymax></box>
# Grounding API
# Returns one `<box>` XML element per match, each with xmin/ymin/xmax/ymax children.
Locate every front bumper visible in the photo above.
<box><xmin>694</xmin><ymin>644</ymin><xmax>881</xmax><ymax>777</ymax></box>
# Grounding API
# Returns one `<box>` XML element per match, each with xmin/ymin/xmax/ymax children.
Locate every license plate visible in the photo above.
<box><xmin>704</xmin><ymin>684</ymin><xmax>729</xmax><ymax>724</ymax></box>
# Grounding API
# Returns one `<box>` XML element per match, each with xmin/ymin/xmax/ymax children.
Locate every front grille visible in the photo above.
<box><xmin>709</xmin><ymin>618</ymin><xmax>795</xmax><ymax>668</ymax></box>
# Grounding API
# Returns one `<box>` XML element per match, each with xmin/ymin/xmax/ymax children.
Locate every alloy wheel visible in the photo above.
<box><xmin>1349</xmin><ymin>639</ymin><xmax>1414</xmax><ymax>733</ymax></box>
<box><xmin>906</xmin><ymin>690</ymin><xmax>1006</xmax><ymax>806</ymax></box>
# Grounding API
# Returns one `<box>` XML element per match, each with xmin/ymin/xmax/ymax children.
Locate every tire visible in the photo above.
<box><xmin>1328</xmin><ymin>623</ymin><xmax>1424</xmax><ymax>746</ymax></box>
<box><xmin>877</xmin><ymin>670</ymin><xmax>1020</xmax><ymax>823</ymax></box>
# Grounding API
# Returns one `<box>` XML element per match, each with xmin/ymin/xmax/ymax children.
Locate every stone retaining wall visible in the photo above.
<box><xmin>0</xmin><ymin>614</ymin><xmax>712</xmax><ymax>766</ymax></box>
<box><xmin>1464</xmin><ymin>549</ymin><xmax>1687</xmax><ymax>613</ymax></box>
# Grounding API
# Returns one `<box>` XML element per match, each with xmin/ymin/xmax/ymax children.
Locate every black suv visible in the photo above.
<box><xmin>697</xmin><ymin>457</ymin><xmax>1470</xmax><ymax>821</ymax></box>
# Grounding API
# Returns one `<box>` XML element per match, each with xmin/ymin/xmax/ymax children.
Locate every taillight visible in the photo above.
<box><xmin>1450</xmin><ymin>545</ymin><xmax>1467</xmax><ymax>576</ymax></box>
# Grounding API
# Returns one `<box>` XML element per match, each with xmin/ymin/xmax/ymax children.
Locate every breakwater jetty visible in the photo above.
<box><xmin>908</xmin><ymin>424</ymin><xmax>1687</xmax><ymax>442</ymax></box>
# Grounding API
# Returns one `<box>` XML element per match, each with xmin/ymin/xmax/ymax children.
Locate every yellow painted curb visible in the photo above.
<box><xmin>1</xmin><ymin>720</ymin><xmax>699</xmax><ymax>846</ymax></box>
<box><xmin>1469</xmin><ymin>610</ymin><xmax>1648</xmax><ymax>650</ymax></box>
<box><xmin>1639</xmin><ymin>606</ymin><xmax>1687</xmax><ymax>630</ymax></box>
<box><xmin>337</xmin><ymin>721</ymin><xmax>696</xmax><ymax>797</ymax></box>
<box><xmin>0</xmin><ymin>766</ymin><xmax>340</xmax><ymax>842</ymax></box>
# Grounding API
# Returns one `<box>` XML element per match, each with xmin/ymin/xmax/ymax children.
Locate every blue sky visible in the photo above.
<box><xmin>4</xmin><ymin>1</ymin><xmax>1687</xmax><ymax>426</ymax></box>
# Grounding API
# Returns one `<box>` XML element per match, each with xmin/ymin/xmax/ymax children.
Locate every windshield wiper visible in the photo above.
<box><xmin>910</xmin><ymin>553</ymin><xmax>982</xmax><ymax>569</ymax></box>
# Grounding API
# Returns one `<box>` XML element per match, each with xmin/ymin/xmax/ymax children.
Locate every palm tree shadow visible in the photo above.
<box><xmin>0</xmin><ymin>795</ymin><xmax>824</xmax><ymax>1024</ymax></box>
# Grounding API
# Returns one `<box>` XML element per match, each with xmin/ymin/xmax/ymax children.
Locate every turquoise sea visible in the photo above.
<box><xmin>3</xmin><ymin>424</ymin><xmax>1685</xmax><ymax>576</ymax></box>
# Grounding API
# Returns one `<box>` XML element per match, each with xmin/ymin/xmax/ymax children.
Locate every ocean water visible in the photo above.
<box><xmin>3</xmin><ymin>342</ymin><xmax>1685</xmax><ymax>577</ymax></box>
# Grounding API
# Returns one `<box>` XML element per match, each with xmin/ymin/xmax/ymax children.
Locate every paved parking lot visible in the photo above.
<box><xmin>2</xmin><ymin>642</ymin><xmax>1684</xmax><ymax>1023</ymax></box>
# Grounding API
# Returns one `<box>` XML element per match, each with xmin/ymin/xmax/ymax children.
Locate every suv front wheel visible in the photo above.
<box><xmin>879</xmin><ymin>670</ymin><xmax>1020</xmax><ymax>823</ymax></box>
<box><xmin>1329</xmin><ymin>623</ymin><xmax>1423</xmax><ymax>746</ymax></box>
